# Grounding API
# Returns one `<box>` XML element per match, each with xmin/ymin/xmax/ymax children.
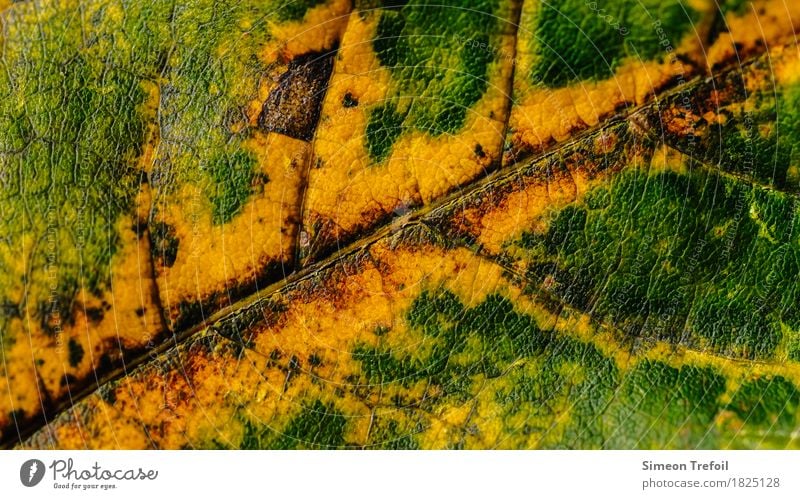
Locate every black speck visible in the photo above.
<box><xmin>98</xmin><ymin>354</ymin><xmax>114</xmax><ymax>373</ymax></box>
<box><xmin>342</xmin><ymin>92</ymin><xmax>359</xmax><ymax>108</ymax></box>
<box><xmin>99</xmin><ymin>386</ymin><xmax>117</xmax><ymax>405</ymax></box>
<box><xmin>60</xmin><ymin>373</ymin><xmax>77</xmax><ymax>387</ymax></box>
<box><xmin>85</xmin><ymin>306</ymin><xmax>104</xmax><ymax>324</ymax></box>
<box><xmin>68</xmin><ymin>338</ymin><xmax>84</xmax><ymax>368</ymax></box>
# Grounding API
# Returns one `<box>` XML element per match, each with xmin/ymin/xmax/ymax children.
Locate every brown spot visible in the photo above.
<box><xmin>259</xmin><ymin>48</ymin><xmax>337</xmax><ymax>141</ymax></box>
<box><xmin>150</xmin><ymin>221</ymin><xmax>179</xmax><ymax>269</ymax></box>
<box><xmin>593</xmin><ymin>131</ymin><xmax>618</xmax><ymax>154</ymax></box>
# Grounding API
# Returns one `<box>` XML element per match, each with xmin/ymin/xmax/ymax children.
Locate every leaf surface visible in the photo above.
<box><xmin>4</xmin><ymin>0</ymin><xmax>800</xmax><ymax>449</ymax></box>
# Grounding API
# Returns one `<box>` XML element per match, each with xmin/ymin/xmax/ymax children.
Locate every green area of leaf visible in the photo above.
<box><xmin>365</xmin><ymin>0</ymin><xmax>499</xmax><ymax>162</ymax></box>
<box><xmin>529</xmin><ymin>0</ymin><xmax>699</xmax><ymax>87</ymax></box>
<box><xmin>519</xmin><ymin>167</ymin><xmax>800</xmax><ymax>359</ymax></box>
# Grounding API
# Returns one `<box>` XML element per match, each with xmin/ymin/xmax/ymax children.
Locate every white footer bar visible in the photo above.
<box><xmin>2</xmin><ymin>450</ymin><xmax>798</xmax><ymax>498</ymax></box>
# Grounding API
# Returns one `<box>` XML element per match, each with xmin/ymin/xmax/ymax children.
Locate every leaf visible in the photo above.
<box><xmin>4</xmin><ymin>0</ymin><xmax>800</xmax><ymax>449</ymax></box>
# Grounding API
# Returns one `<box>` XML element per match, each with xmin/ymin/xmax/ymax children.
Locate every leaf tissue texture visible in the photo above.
<box><xmin>2</xmin><ymin>0</ymin><xmax>800</xmax><ymax>449</ymax></box>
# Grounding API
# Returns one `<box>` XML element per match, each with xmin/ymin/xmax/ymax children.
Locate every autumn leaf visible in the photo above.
<box><xmin>3</xmin><ymin>0</ymin><xmax>800</xmax><ymax>450</ymax></box>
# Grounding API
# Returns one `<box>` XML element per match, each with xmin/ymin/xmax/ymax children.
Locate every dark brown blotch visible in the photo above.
<box><xmin>259</xmin><ymin>48</ymin><xmax>337</xmax><ymax>141</ymax></box>
<box><xmin>150</xmin><ymin>221</ymin><xmax>179</xmax><ymax>269</ymax></box>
